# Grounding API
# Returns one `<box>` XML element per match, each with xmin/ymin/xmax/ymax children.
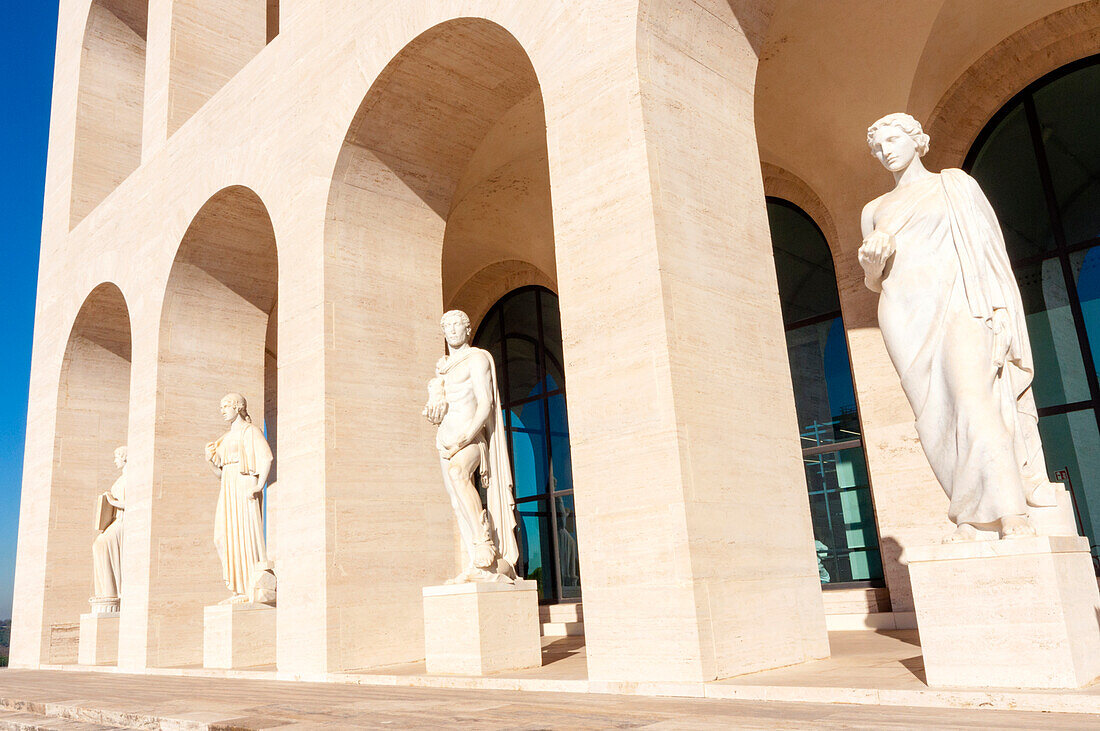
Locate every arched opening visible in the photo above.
<box><xmin>321</xmin><ymin>18</ymin><xmax>566</xmax><ymax>670</ymax></box>
<box><xmin>42</xmin><ymin>283</ymin><xmax>132</xmax><ymax>663</ymax></box>
<box><xmin>473</xmin><ymin>287</ymin><xmax>578</xmax><ymax>603</ymax></box>
<box><xmin>70</xmin><ymin>0</ymin><xmax>147</xmax><ymax>229</ymax></box>
<box><xmin>965</xmin><ymin>55</ymin><xmax>1100</xmax><ymax>569</ymax></box>
<box><xmin>167</xmin><ymin>0</ymin><xmax>278</xmax><ymax>136</ymax></box>
<box><xmin>149</xmin><ymin>185</ymin><xmax>277</xmax><ymax>667</ymax></box>
<box><xmin>766</xmin><ymin>198</ymin><xmax>882</xmax><ymax>588</ymax></box>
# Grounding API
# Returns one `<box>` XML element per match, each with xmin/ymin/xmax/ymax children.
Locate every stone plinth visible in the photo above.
<box><xmin>78</xmin><ymin>611</ymin><xmax>119</xmax><ymax>665</ymax></box>
<box><xmin>907</xmin><ymin>535</ymin><xmax>1100</xmax><ymax>689</ymax></box>
<box><xmin>423</xmin><ymin>580</ymin><xmax>541</xmax><ymax>675</ymax></box>
<box><xmin>203</xmin><ymin>603</ymin><xmax>276</xmax><ymax>669</ymax></box>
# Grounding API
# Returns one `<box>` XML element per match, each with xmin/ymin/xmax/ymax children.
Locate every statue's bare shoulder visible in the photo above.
<box><xmin>861</xmin><ymin>193</ymin><xmax>889</xmax><ymax>239</ymax></box>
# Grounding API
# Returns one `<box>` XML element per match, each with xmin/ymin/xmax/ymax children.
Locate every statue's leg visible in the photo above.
<box><xmin>440</xmin><ymin>445</ymin><xmax>494</xmax><ymax>571</ymax></box>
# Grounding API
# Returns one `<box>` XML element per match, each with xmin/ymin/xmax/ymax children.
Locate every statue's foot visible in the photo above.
<box><xmin>221</xmin><ymin>593</ymin><xmax>250</xmax><ymax>605</ymax></box>
<box><xmin>942</xmin><ymin>524</ymin><xmax>980</xmax><ymax>543</ymax></box>
<box><xmin>1000</xmin><ymin>515</ymin><xmax>1036</xmax><ymax>539</ymax></box>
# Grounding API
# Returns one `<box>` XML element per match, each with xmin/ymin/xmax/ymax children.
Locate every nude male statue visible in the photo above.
<box><xmin>423</xmin><ymin>310</ymin><xmax>519</xmax><ymax>583</ymax></box>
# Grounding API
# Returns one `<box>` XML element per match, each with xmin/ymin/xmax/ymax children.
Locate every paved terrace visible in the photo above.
<box><xmin>1</xmin><ymin>668</ymin><xmax>1099</xmax><ymax>730</ymax></box>
<box><xmin>8</xmin><ymin>631</ymin><xmax>1099</xmax><ymax>728</ymax></box>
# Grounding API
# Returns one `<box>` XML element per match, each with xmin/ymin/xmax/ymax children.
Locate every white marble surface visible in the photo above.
<box><xmin>861</xmin><ymin>113</ymin><xmax>1062</xmax><ymax>540</ymax></box>
<box><xmin>423</xmin><ymin>580</ymin><xmax>540</xmax><ymax>675</ymax></box>
<box><xmin>78</xmin><ymin>611</ymin><xmax>119</xmax><ymax>666</ymax></box>
<box><xmin>203</xmin><ymin>603</ymin><xmax>276</xmax><ymax>670</ymax></box>
<box><xmin>908</xmin><ymin>535</ymin><xmax>1100</xmax><ymax>688</ymax></box>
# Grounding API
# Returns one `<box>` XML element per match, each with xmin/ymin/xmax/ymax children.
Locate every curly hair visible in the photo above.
<box><xmin>867</xmin><ymin>113</ymin><xmax>930</xmax><ymax>157</ymax></box>
<box><xmin>220</xmin><ymin>392</ymin><xmax>252</xmax><ymax>423</ymax></box>
<box><xmin>440</xmin><ymin>310</ymin><xmax>471</xmax><ymax>332</ymax></box>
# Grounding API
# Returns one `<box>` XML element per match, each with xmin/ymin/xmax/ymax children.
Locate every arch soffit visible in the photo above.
<box><xmin>760</xmin><ymin>162</ymin><xmax>840</xmax><ymax>261</ymax></box>
<box><xmin>160</xmin><ymin>184</ymin><xmax>279</xmax><ymax>322</ymax></box>
<box><xmin>448</xmin><ymin>260</ymin><xmax>557</xmax><ymax>334</ymax></box>
<box><xmin>923</xmin><ymin>2</ymin><xmax>1100</xmax><ymax>170</ymax></box>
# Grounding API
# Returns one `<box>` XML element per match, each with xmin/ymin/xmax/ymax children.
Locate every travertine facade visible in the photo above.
<box><xmin>11</xmin><ymin>0</ymin><xmax>1100</xmax><ymax>686</ymax></box>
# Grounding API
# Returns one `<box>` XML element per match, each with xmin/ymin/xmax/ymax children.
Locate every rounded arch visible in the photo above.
<box><xmin>448</xmin><ymin>260</ymin><xmax>557</xmax><ymax>334</ymax></box>
<box><xmin>320</xmin><ymin>17</ymin><xmax>560</xmax><ymax>670</ymax></box>
<box><xmin>41</xmin><ymin>282</ymin><xmax>132</xmax><ymax>663</ymax></box>
<box><xmin>70</xmin><ymin>0</ymin><xmax>148</xmax><ymax>229</ymax></box>
<box><xmin>147</xmin><ymin>185</ymin><xmax>278</xmax><ymax>667</ymax></box>
<box><xmin>761</xmin><ymin>162</ymin><xmax>840</xmax><ymax>259</ymax></box>
<box><xmin>924</xmin><ymin>2</ymin><xmax>1100</xmax><ymax>171</ymax></box>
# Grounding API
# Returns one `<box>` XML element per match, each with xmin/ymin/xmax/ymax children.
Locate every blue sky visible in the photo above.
<box><xmin>0</xmin><ymin>5</ymin><xmax>58</xmax><ymax>621</ymax></box>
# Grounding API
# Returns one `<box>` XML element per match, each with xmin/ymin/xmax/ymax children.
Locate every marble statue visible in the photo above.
<box><xmin>423</xmin><ymin>310</ymin><xmax>520</xmax><ymax>583</ymax></box>
<box><xmin>205</xmin><ymin>393</ymin><xmax>276</xmax><ymax>604</ymax></box>
<box><xmin>90</xmin><ymin>446</ymin><xmax>127</xmax><ymax>612</ymax></box>
<box><xmin>860</xmin><ymin>112</ymin><xmax>1060</xmax><ymax>542</ymax></box>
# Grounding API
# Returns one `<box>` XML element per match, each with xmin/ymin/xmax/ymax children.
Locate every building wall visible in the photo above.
<box><xmin>10</xmin><ymin>0</ymin><xmax>1098</xmax><ymax>681</ymax></box>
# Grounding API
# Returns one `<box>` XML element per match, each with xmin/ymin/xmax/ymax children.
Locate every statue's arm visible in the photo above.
<box><xmin>858</xmin><ymin>197</ymin><xmax>892</xmax><ymax>293</ymax></box>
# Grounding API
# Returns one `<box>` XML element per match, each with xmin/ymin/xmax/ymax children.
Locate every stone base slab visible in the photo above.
<box><xmin>907</xmin><ymin>535</ymin><xmax>1100</xmax><ymax>689</ymax></box>
<box><xmin>77</xmin><ymin>612</ymin><xmax>119</xmax><ymax>666</ymax></box>
<box><xmin>203</xmin><ymin>603</ymin><xmax>276</xmax><ymax>669</ymax></box>
<box><xmin>423</xmin><ymin>580</ymin><xmax>541</xmax><ymax>675</ymax></box>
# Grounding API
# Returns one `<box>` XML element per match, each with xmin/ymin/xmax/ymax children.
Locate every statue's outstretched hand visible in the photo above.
<box><xmin>991</xmin><ymin>308</ymin><xmax>1012</xmax><ymax>369</ymax></box>
<box><xmin>858</xmin><ymin>230</ymin><xmax>896</xmax><ymax>278</ymax></box>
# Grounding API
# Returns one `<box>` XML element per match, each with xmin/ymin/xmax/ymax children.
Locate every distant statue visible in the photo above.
<box><xmin>91</xmin><ymin>446</ymin><xmax>127</xmax><ymax>612</ymax></box>
<box><xmin>205</xmin><ymin>393</ymin><xmax>276</xmax><ymax>604</ymax></box>
<box><xmin>423</xmin><ymin>310</ymin><xmax>519</xmax><ymax>583</ymax></box>
<box><xmin>860</xmin><ymin>113</ymin><xmax>1060</xmax><ymax>542</ymax></box>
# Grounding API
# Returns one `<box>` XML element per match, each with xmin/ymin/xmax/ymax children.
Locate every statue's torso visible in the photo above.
<box><xmin>436</xmin><ymin>349</ymin><xmax>488</xmax><ymax>449</ymax></box>
<box><xmin>874</xmin><ymin>174</ymin><xmax>959</xmax><ymax>372</ymax></box>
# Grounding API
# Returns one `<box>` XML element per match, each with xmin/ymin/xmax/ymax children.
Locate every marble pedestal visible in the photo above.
<box><xmin>203</xmin><ymin>603</ymin><xmax>276</xmax><ymax>669</ymax></box>
<box><xmin>423</xmin><ymin>580</ymin><xmax>541</xmax><ymax>675</ymax></box>
<box><xmin>907</xmin><ymin>535</ymin><xmax>1100</xmax><ymax>689</ymax></box>
<box><xmin>77</xmin><ymin>611</ymin><xmax>119</xmax><ymax>665</ymax></box>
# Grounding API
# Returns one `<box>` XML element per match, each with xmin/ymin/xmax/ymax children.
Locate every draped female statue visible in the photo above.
<box><xmin>205</xmin><ymin>393</ymin><xmax>274</xmax><ymax>603</ymax></box>
<box><xmin>91</xmin><ymin>446</ymin><xmax>127</xmax><ymax>612</ymax></box>
<box><xmin>859</xmin><ymin>113</ymin><xmax>1059</xmax><ymax>542</ymax></box>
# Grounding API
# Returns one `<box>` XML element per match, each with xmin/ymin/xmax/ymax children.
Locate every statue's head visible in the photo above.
<box><xmin>113</xmin><ymin>445</ymin><xmax>127</xmax><ymax>469</ymax></box>
<box><xmin>867</xmin><ymin>113</ymin><xmax>929</xmax><ymax>173</ymax></box>
<box><xmin>440</xmin><ymin>310</ymin><xmax>472</xmax><ymax>350</ymax></box>
<box><xmin>220</xmin><ymin>392</ymin><xmax>252</xmax><ymax>423</ymax></box>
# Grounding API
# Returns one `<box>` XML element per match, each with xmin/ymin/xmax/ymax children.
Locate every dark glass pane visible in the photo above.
<box><xmin>1015</xmin><ymin>259</ymin><xmax>1090</xmax><ymax>407</ymax></box>
<box><xmin>1032</xmin><ymin>63</ymin><xmax>1100</xmax><ymax>246</ymax></box>
<box><xmin>554</xmin><ymin>494</ymin><xmax>581</xmax><ymax>599</ymax></box>
<box><xmin>804</xmin><ymin>447</ymin><xmax>882</xmax><ymax>584</ymax></box>
<box><xmin>1038</xmin><ymin>410</ymin><xmax>1100</xmax><ymax>565</ymax></box>
<box><xmin>786</xmin><ymin>317</ymin><xmax>861</xmax><ymax>447</ymax></box>
<box><xmin>547</xmin><ymin>394</ymin><xmax>574</xmax><ymax>493</ymax></box>
<box><xmin>504</xmin><ymin>335</ymin><xmax>541</xmax><ymax>402</ymax></box>
<box><xmin>473</xmin><ymin>309</ymin><xmax>501</xmax><ymax>351</ymax></box>
<box><xmin>541</xmin><ymin>291</ymin><xmax>566</xmax><ymax>390</ymax></box>
<box><xmin>510</xmin><ymin>400</ymin><xmax>548</xmax><ymax>499</ymax></box>
<box><xmin>969</xmin><ymin>102</ymin><xmax>1055</xmax><ymax>261</ymax></box>
<box><xmin>1070</xmin><ymin>245</ymin><xmax>1100</xmax><ymax>383</ymax></box>
<box><xmin>767</xmin><ymin>201</ymin><xmax>840</xmax><ymax>325</ymax></box>
<box><xmin>517</xmin><ymin>501</ymin><xmax>554</xmax><ymax>601</ymax></box>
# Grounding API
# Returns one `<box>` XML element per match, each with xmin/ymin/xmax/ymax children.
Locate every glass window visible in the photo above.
<box><xmin>969</xmin><ymin>104</ymin><xmax>1055</xmax><ymax>261</ymax></box>
<box><xmin>474</xmin><ymin>287</ymin><xmax>577</xmax><ymax>603</ymax></box>
<box><xmin>767</xmin><ymin>198</ymin><xmax>883</xmax><ymax>586</ymax></box>
<box><xmin>966</xmin><ymin>56</ymin><xmax>1100</xmax><ymax>573</ymax></box>
<box><xmin>1032</xmin><ymin>63</ymin><xmax>1100</xmax><ymax>246</ymax></box>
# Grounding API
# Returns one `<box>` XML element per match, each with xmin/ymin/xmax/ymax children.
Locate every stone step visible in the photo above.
<box><xmin>540</xmin><ymin>621</ymin><xmax>584</xmax><ymax>637</ymax></box>
<box><xmin>538</xmin><ymin>602</ymin><xmax>582</xmax><ymax>623</ymax></box>
<box><xmin>0</xmin><ymin>709</ymin><xmax>122</xmax><ymax>731</ymax></box>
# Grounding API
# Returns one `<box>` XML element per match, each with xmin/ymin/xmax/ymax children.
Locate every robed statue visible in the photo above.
<box><xmin>859</xmin><ymin>112</ymin><xmax>1060</xmax><ymax>542</ymax></box>
<box><xmin>423</xmin><ymin>310</ymin><xmax>520</xmax><ymax>583</ymax></box>
<box><xmin>91</xmin><ymin>446</ymin><xmax>127</xmax><ymax>612</ymax></box>
<box><xmin>205</xmin><ymin>393</ymin><xmax>276</xmax><ymax>603</ymax></box>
